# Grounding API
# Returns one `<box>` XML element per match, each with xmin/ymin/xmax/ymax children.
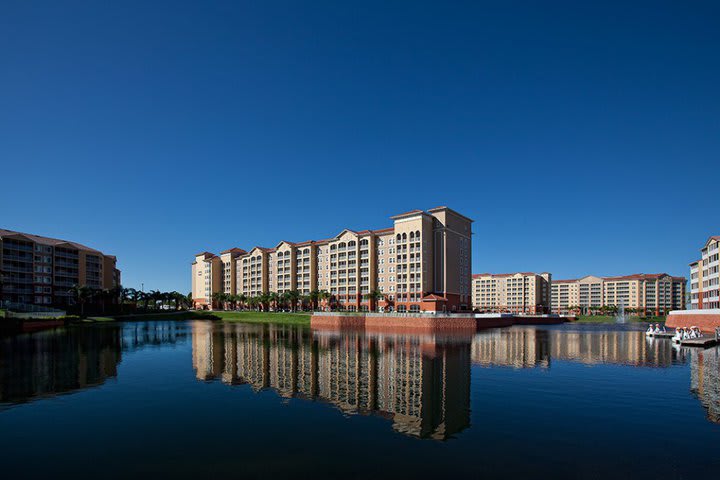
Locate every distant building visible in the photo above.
<box><xmin>0</xmin><ymin>229</ymin><xmax>120</xmax><ymax>307</ymax></box>
<box><xmin>471</xmin><ymin>272</ymin><xmax>552</xmax><ymax>314</ymax></box>
<box><xmin>689</xmin><ymin>236</ymin><xmax>720</xmax><ymax>310</ymax></box>
<box><xmin>551</xmin><ymin>274</ymin><xmax>686</xmax><ymax>315</ymax></box>
<box><xmin>192</xmin><ymin>207</ymin><xmax>473</xmax><ymax>313</ymax></box>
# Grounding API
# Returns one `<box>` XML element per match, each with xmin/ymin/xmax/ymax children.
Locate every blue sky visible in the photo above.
<box><xmin>1</xmin><ymin>1</ymin><xmax>718</xmax><ymax>293</ymax></box>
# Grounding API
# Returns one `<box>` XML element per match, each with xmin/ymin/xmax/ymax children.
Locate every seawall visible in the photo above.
<box><xmin>666</xmin><ymin>309</ymin><xmax>720</xmax><ymax>333</ymax></box>
<box><xmin>312</xmin><ymin>313</ymin><xmax>568</xmax><ymax>333</ymax></box>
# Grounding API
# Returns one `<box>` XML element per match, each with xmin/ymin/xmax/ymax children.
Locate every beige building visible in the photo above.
<box><xmin>471</xmin><ymin>272</ymin><xmax>552</xmax><ymax>314</ymax></box>
<box><xmin>0</xmin><ymin>228</ymin><xmax>121</xmax><ymax>307</ymax></box>
<box><xmin>191</xmin><ymin>207</ymin><xmax>473</xmax><ymax>313</ymax></box>
<box><xmin>551</xmin><ymin>274</ymin><xmax>686</xmax><ymax>315</ymax></box>
<box><xmin>690</xmin><ymin>236</ymin><xmax>720</xmax><ymax>310</ymax></box>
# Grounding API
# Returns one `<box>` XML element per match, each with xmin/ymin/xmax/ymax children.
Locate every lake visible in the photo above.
<box><xmin>1</xmin><ymin>321</ymin><xmax>719</xmax><ymax>479</ymax></box>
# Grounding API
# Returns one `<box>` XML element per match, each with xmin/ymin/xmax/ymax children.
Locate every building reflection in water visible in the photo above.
<box><xmin>690</xmin><ymin>348</ymin><xmax>720</xmax><ymax>424</ymax></box>
<box><xmin>0</xmin><ymin>322</ymin><xmax>189</xmax><ymax>407</ymax></box>
<box><xmin>2</xmin><ymin>321</ymin><xmax>718</xmax><ymax>433</ymax></box>
<box><xmin>471</xmin><ymin>327</ymin><xmax>680</xmax><ymax>369</ymax></box>
<box><xmin>191</xmin><ymin>322</ymin><xmax>472</xmax><ymax>440</ymax></box>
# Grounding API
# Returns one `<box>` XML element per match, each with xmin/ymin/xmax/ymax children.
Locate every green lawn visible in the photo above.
<box><xmin>209</xmin><ymin>311</ymin><xmax>312</xmax><ymax>325</ymax></box>
<box><xmin>574</xmin><ymin>315</ymin><xmax>666</xmax><ymax>324</ymax></box>
<box><xmin>84</xmin><ymin>310</ymin><xmax>311</xmax><ymax>325</ymax></box>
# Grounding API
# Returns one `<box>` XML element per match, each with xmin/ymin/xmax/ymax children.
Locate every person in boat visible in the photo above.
<box><xmin>661</xmin><ymin>324</ymin><xmax>667</xmax><ymax>333</ymax></box>
<box><xmin>654</xmin><ymin>323</ymin><xmax>661</xmax><ymax>334</ymax></box>
<box><xmin>647</xmin><ymin>324</ymin><xmax>655</xmax><ymax>334</ymax></box>
<box><xmin>672</xmin><ymin>327</ymin><xmax>683</xmax><ymax>342</ymax></box>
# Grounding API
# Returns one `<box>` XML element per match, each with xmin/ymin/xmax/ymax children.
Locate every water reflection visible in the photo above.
<box><xmin>191</xmin><ymin>322</ymin><xmax>471</xmax><ymax>439</ymax></box>
<box><xmin>690</xmin><ymin>348</ymin><xmax>720</xmax><ymax>423</ymax></box>
<box><xmin>1</xmin><ymin>321</ymin><xmax>719</xmax><ymax>436</ymax></box>
<box><xmin>0</xmin><ymin>322</ymin><xmax>188</xmax><ymax>407</ymax></box>
<box><xmin>471</xmin><ymin>327</ymin><xmax>680</xmax><ymax>369</ymax></box>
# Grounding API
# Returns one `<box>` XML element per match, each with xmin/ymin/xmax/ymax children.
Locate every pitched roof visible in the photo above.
<box><xmin>422</xmin><ymin>294</ymin><xmax>448</xmax><ymax>301</ymax></box>
<box><xmin>0</xmin><ymin>228</ymin><xmax>104</xmax><ymax>254</ymax></box>
<box><xmin>427</xmin><ymin>206</ymin><xmax>474</xmax><ymax>223</ymax></box>
<box><xmin>390</xmin><ymin>209</ymin><xmax>426</xmax><ymax>220</ymax></box>
<box><xmin>220</xmin><ymin>247</ymin><xmax>247</xmax><ymax>255</ymax></box>
<box><xmin>473</xmin><ymin>272</ymin><xmax>541</xmax><ymax>278</ymax></box>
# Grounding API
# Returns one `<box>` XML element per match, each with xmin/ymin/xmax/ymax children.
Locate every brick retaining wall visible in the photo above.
<box><xmin>666</xmin><ymin>312</ymin><xmax>720</xmax><ymax>333</ymax></box>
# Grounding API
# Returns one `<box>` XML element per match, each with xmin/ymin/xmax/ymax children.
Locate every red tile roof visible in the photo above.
<box><xmin>390</xmin><ymin>209</ymin><xmax>425</xmax><ymax>219</ymax></box>
<box><xmin>422</xmin><ymin>294</ymin><xmax>448</xmax><ymax>301</ymax></box>
<box><xmin>220</xmin><ymin>247</ymin><xmax>247</xmax><ymax>255</ymax></box>
<box><xmin>0</xmin><ymin>228</ymin><xmax>104</xmax><ymax>254</ymax></box>
<box><xmin>473</xmin><ymin>272</ymin><xmax>541</xmax><ymax>278</ymax></box>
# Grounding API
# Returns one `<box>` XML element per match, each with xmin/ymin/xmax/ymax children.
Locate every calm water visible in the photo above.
<box><xmin>2</xmin><ymin>321</ymin><xmax>720</xmax><ymax>479</ymax></box>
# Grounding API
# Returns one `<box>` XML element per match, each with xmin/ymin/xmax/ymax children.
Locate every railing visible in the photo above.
<box><xmin>0</xmin><ymin>300</ymin><xmax>66</xmax><ymax>314</ymax></box>
<box><xmin>312</xmin><ymin>311</ymin><xmax>474</xmax><ymax>318</ymax></box>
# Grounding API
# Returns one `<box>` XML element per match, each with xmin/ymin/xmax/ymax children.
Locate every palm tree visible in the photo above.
<box><xmin>237</xmin><ymin>293</ymin><xmax>247</xmax><ymax>310</ymax></box>
<box><xmin>211</xmin><ymin>292</ymin><xmax>224</xmax><ymax>310</ymax></box>
<box><xmin>268</xmin><ymin>292</ymin><xmax>280</xmax><ymax>311</ymax></box>
<box><xmin>69</xmin><ymin>284</ymin><xmax>94</xmax><ymax>317</ymax></box>
<box><xmin>286</xmin><ymin>290</ymin><xmax>300</xmax><ymax>312</ymax></box>
<box><xmin>317</xmin><ymin>290</ymin><xmax>331</xmax><ymax>311</ymax></box>
<box><xmin>363</xmin><ymin>289</ymin><xmax>384</xmax><ymax>312</ymax></box>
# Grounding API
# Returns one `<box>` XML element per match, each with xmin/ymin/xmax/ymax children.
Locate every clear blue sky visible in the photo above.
<box><xmin>1</xmin><ymin>1</ymin><xmax>718</xmax><ymax>293</ymax></box>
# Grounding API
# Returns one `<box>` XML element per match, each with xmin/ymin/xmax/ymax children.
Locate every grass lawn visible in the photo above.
<box><xmin>574</xmin><ymin>315</ymin><xmax>666</xmax><ymax>324</ymax></box>
<box><xmin>84</xmin><ymin>310</ymin><xmax>311</xmax><ymax>325</ymax></box>
<box><xmin>210</xmin><ymin>311</ymin><xmax>311</xmax><ymax>325</ymax></box>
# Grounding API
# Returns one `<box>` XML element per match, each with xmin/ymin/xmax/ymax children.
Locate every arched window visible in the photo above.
<box><xmin>415</xmin><ymin>230</ymin><xmax>420</xmax><ymax>238</ymax></box>
<box><xmin>409</xmin><ymin>232</ymin><xmax>415</xmax><ymax>240</ymax></box>
<box><xmin>348</xmin><ymin>241</ymin><xmax>356</xmax><ymax>247</ymax></box>
<box><xmin>339</xmin><ymin>242</ymin><xmax>346</xmax><ymax>249</ymax></box>
<box><xmin>360</xmin><ymin>239</ymin><xmax>368</xmax><ymax>246</ymax></box>
<box><xmin>396</xmin><ymin>234</ymin><xmax>401</xmax><ymax>242</ymax></box>
<box><xmin>402</xmin><ymin>233</ymin><xmax>407</xmax><ymax>241</ymax></box>
<box><xmin>303</xmin><ymin>248</ymin><xmax>310</xmax><ymax>255</ymax></box>
<box><xmin>330</xmin><ymin>244</ymin><xmax>337</xmax><ymax>251</ymax></box>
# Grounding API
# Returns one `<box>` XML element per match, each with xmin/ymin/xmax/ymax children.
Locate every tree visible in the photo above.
<box><xmin>211</xmin><ymin>292</ymin><xmax>228</xmax><ymax>310</ymax></box>
<box><xmin>237</xmin><ymin>293</ymin><xmax>247</xmax><ymax>310</ymax></box>
<box><xmin>317</xmin><ymin>290</ymin><xmax>331</xmax><ymax>311</ymax></box>
<box><xmin>363</xmin><ymin>289</ymin><xmax>384</xmax><ymax>312</ymax></box>
<box><xmin>286</xmin><ymin>290</ymin><xmax>300</xmax><ymax>312</ymax></box>
<box><xmin>69</xmin><ymin>284</ymin><xmax>94</xmax><ymax>317</ymax></box>
<box><xmin>268</xmin><ymin>292</ymin><xmax>280</xmax><ymax>311</ymax></box>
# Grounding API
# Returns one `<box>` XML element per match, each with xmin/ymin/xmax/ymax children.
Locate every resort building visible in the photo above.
<box><xmin>689</xmin><ymin>236</ymin><xmax>720</xmax><ymax>310</ymax></box>
<box><xmin>191</xmin><ymin>206</ymin><xmax>473</xmax><ymax>313</ymax></box>
<box><xmin>551</xmin><ymin>274</ymin><xmax>686</xmax><ymax>315</ymax></box>
<box><xmin>471</xmin><ymin>272</ymin><xmax>552</xmax><ymax>314</ymax></box>
<box><xmin>0</xmin><ymin>229</ymin><xmax>121</xmax><ymax>307</ymax></box>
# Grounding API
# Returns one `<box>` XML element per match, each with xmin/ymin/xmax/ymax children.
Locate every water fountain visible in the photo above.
<box><xmin>615</xmin><ymin>301</ymin><xmax>627</xmax><ymax>324</ymax></box>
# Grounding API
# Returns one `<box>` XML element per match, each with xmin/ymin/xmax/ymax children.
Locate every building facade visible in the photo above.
<box><xmin>690</xmin><ymin>236</ymin><xmax>720</xmax><ymax>310</ymax></box>
<box><xmin>191</xmin><ymin>207</ymin><xmax>473</xmax><ymax>313</ymax></box>
<box><xmin>551</xmin><ymin>274</ymin><xmax>686</xmax><ymax>315</ymax></box>
<box><xmin>471</xmin><ymin>272</ymin><xmax>552</xmax><ymax>314</ymax></box>
<box><xmin>0</xmin><ymin>229</ymin><xmax>121</xmax><ymax>307</ymax></box>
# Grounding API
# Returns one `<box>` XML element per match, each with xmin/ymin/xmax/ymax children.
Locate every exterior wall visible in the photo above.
<box><xmin>472</xmin><ymin>272</ymin><xmax>552</xmax><ymax>314</ymax></box>
<box><xmin>667</xmin><ymin>309</ymin><xmax>720</xmax><ymax>333</ymax></box>
<box><xmin>193</xmin><ymin>207</ymin><xmax>473</xmax><ymax>313</ymax></box>
<box><xmin>690</xmin><ymin>237</ymin><xmax>720</xmax><ymax>310</ymax></box>
<box><xmin>192</xmin><ymin>252</ymin><xmax>221</xmax><ymax>308</ymax></box>
<box><xmin>551</xmin><ymin>274</ymin><xmax>686</xmax><ymax>314</ymax></box>
<box><xmin>0</xmin><ymin>229</ymin><xmax>120</xmax><ymax>307</ymax></box>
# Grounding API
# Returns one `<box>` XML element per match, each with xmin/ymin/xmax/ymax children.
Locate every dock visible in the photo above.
<box><xmin>679</xmin><ymin>337</ymin><xmax>719</xmax><ymax>348</ymax></box>
<box><xmin>646</xmin><ymin>332</ymin><xmax>674</xmax><ymax>339</ymax></box>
